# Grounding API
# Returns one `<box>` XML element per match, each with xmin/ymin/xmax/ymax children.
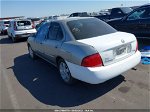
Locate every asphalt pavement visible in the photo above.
<box><xmin>0</xmin><ymin>35</ymin><xmax>150</xmax><ymax>110</ymax></box>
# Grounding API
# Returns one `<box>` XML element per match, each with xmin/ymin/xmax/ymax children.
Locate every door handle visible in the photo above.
<box><xmin>40</xmin><ymin>42</ymin><xmax>43</xmax><ymax>44</ymax></box>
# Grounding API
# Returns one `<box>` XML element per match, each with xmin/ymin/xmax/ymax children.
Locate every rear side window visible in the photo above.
<box><xmin>36</xmin><ymin>23</ymin><xmax>50</xmax><ymax>41</ymax></box>
<box><xmin>48</xmin><ymin>22</ymin><xmax>63</xmax><ymax>40</ymax></box>
<box><xmin>17</xmin><ymin>21</ymin><xmax>31</xmax><ymax>26</ymax></box>
<box><xmin>67</xmin><ymin>18</ymin><xmax>116</xmax><ymax>40</ymax></box>
<box><xmin>121</xmin><ymin>7</ymin><xmax>133</xmax><ymax>14</ymax></box>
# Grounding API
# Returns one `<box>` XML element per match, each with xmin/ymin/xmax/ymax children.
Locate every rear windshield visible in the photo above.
<box><xmin>4</xmin><ymin>21</ymin><xmax>10</xmax><ymax>24</ymax></box>
<box><xmin>121</xmin><ymin>7</ymin><xmax>133</xmax><ymax>14</ymax></box>
<box><xmin>17</xmin><ymin>21</ymin><xmax>31</xmax><ymax>26</ymax></box>
<box><xmin>67</xmin><ymin>18</ymin><xmax>117</xmax><ymax>40</ymax></box>
<box><xmin>31</xmin><ymin>18</ymin><xmax>40</xmax><ymax>21</ymax></box>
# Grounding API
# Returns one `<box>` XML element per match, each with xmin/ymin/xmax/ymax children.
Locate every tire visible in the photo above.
<box><xmin>28</xmin><ymin>45</ymin><xmax>37</xmax><ymax>59</ymax></box>
<box><xmin>58</xmin><ymin>59</ymin><xmax>76</xmax><ymax>84</ymax></box>
<box><xmin>8</xmin><ymin>34</ymin><xmax>11</xmax><ymax>39</ymax></box>
<box><xmin>1</xmin><ymin>30</ymin><xmax>3</xmax><ymax>34</ymax></box>
<box><xmin>11</xmin><ymin>35</ymin><xmax>16</xmax><ymax>42</ymax></box>
<box><xmin>2</xmin><ymin>30</ymin><xmax>6</xmax><ymax>35</ymax></box>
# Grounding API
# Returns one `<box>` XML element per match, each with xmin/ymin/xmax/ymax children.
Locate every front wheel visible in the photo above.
<box><xmin>8</xmin><ymin>33</ymin><xmax>11</xmax><ymax>39</ymax></box>
<box><xmin>1</xmin><ymin>30</ymin><xmax>3</xmax><ymax>34</ymax></box>
<box><xmin>58</xmin><ymin>59</ymin><xmax>76</xmax><ymax>84</ymax></box>
<box><xmin>11</xmin><ymin>36</ymin><xmax>16</xmax><ymax>42</ymax></box>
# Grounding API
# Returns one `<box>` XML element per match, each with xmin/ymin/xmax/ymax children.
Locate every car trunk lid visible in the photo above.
<box><xmin>16</xmin><ymin>21</ymin><xmax>32</xmax><ymax>30</ymax></box>
<box><xmin>77</xmin><ymin>32</ymin><xmax>137</xmax><ymax>66</ymax></box>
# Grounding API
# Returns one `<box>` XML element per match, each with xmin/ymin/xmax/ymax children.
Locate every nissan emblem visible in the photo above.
<box><xmin>121</xmin><ymin>39</ymin><xmax>125</xmax><ymax>43</ymax></box>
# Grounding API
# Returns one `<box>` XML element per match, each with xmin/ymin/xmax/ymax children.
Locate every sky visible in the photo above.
<box><xmin>1</xmin><ymin>0</ymin><xmax>150</xmax><ymax>18</ymax></box>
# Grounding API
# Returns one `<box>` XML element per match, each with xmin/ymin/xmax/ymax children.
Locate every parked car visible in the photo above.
<box><xmin>69</xmin><ymin>12</ymin><xmax>90</xmax><ymax>17</ymax></box>
<box><xmin>7</xmin><ymin>19</ymin><xmax>36</xmax><ymax>42</ymax></box>
<box><xmin>27</xmin><ymin>17</ymin><xmax>141</xmax><ymax>84</ymax></box>
<box><xmin>49</xmin><ymin>15</ymin><xmax>59</xmax><ymax>20</ymax></box>
<box><xmin>35</xmin><ymin>19</ymin><xmax>50</xmax><ymax>30</ymax></box>
<box><xmin>107</xmin><ymin>4</ymin><xmax>150</xmax><ymax>37</ymax></box>
<box><xmin>35</xmin><ymin>22</ymin><xmax>45</xmax><ymax>30</ymax></box>
<box><xmin>0</xmin><ymin>20</ymin><xmax>10</xmax><ymax>34</ymax></box>
<box><xmin>94</xmin><ymin>7</ymin><xmax>133</xmax><ymax>22</ymax></box>
<box><xmin>29</xmin><ymin>18</ymin><xmax>41</xmax><ymax>27</ymax></box>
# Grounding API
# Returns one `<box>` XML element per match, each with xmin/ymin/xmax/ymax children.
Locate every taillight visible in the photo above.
<box><xmin>136</xmin><ymin>40</ymin><xmax>138</xmax><ymax>52</ymax></box>
<box><xmin>32</xmin><ymin>22</ymin><xmax>35</xmax><ymax>29</ymax></box>
<box><xmin>32</xmin><ymin>25</ymin><xmax>35</xmax><ymax>29</ymax></box>
<box><xmin>81</xmin><ymin>53</ymin><xmax>103</xmax><ymax>67</ymax></box>
<box><xmin>14</xmin><ymin>22</ymin><xmax>17</xmax><ymax>30</ymax></box>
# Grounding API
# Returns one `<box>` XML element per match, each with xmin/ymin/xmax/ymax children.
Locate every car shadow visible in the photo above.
<box><xmin>0</xmin><ymin>36</ymin><xmax>27</xmax><ymax>44</ymax></box>
<box><xmin>10</xmin><ymin>54</ymin><xmax>125</xmax><ymax>107</ymax></box>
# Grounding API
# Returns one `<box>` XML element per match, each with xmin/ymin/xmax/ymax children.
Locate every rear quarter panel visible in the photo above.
<box><xmin>60</xmin><ymin>41</ymin><xmax>98</xmax><ymax>65</ymax></box>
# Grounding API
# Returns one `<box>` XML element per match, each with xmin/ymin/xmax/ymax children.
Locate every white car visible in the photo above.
<box><xmin>30</xmin><ymin>18</ymin><xmax>41</xmax><ymax>27</ymax></box>
<box><xmin>0</xmin><ymin>20</ymin><xmax>10</xmax><ymax>34</ymax></box>
<box><xmin>7</xmin><ymin>19</ymin><xmax>36</xmax><ymax>42</ymax></box>
<box><xmin>27</xmin><ymin>17</ymin><xmax>141</xmax><ymax>84</ymax></box>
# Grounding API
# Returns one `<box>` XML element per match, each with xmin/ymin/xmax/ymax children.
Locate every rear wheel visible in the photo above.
<box><xmin>58</xmin><ymin>59</ymin><xmax>76</xmax><ymax>84</ymax></box>
<box><xmin>28</xmin><ymin>45</ymin><xmax>37</xmax><ymax>59</ymax></box>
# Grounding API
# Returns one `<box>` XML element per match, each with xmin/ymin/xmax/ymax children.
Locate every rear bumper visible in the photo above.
<box><xmin>15</xmin><ymin>33</ymin><xmax>32</xmax><ymax>38</ymax></box>
<box><xmin>66</xmin><ymin>51</ymin><xmax>141</xmax><ymax>84</ymax></box>
<box><xmin>14</xmin><ymin>29</ymin><xmax>36</xmax><ymax>38</ymax></box>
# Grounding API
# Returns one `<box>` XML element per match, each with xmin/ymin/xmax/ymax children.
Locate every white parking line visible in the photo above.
<box><xmin>1</xmin><ymin>65</ymin><xmax>20</xmax><ymax>109</ymax></box>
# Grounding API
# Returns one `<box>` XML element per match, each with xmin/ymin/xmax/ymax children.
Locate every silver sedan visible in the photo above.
<box><xmin>27</xmin><ymin>17</ymin><xmax>141</xmax><ymax>84</ymax></box>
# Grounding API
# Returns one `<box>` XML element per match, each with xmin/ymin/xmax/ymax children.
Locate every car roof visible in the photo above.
<box><xmin>112</xmin><ymin>7</ymin><xmax>132</xmax><ymax>9</ymax></box>
<box><xmin>11</xmin><ymin>19</ymin><xmax>31</xmax><ymax>22</ymax></box>
<box><xmin>50</xmin><ymin>17</ymin><xmax>95</xmax><ymax>23</ymax></box>
<box><xmin>139</xmin><ymin>3</ymin><xmax>150</xmax><ymax>8</ymax></box>
<box><xmin>2</xmin><ymin>19</ymin><xmax>10</xmax><ymax>21</ymax></box>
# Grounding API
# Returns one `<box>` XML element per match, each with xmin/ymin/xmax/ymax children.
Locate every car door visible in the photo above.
<box><xmin>116</xmin><ymin>7</ymin><xmax>147</xmax><ymax>35</ymax></box>
<box><xmin>126</xmin><ymin>7</ymin><xmax>150</xmax><ymax>36</ymax></box>
<box><xmin>33</xmin><ymin>23</ymin><xmax>50</xmax><ymax>56</ymax></box>
<box><xmin>137</xmin><ymin>7</ymin><xmax>150</xmax><ymax>37</ymax></box>
<box><xmin>42</xmin><ymin>22</ymin><xmax>64</xmax><ymax>64</ymax></box>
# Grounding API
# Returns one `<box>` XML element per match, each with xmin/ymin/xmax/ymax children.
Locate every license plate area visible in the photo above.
<box><xmin>114</xmin><ymin>44</ymin><xmax>132</xmax><ymax>57</ymax></box>
<box><xmin>102</xmin><ymin>43</ymin><xmax>132</xmax><ymax>66</ymax></box>
<box><xmin>116</xmin><ymin>46</ymin><xmax>126</xmax><ymax>55</ymax></box>
<box><xmin>21</xmin><ymin>34</ymin><xmax>30</xmax><ymax>37</ymax></box>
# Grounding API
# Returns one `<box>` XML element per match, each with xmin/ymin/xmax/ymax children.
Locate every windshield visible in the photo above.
<box><xmin>4</xmin><ymin>21</ymin><xmax>10</xmax><ymax>24</ymax></box>
<box><xmin>67</xmin><ymin>18</ymin><xmax>117</xmax><ymax>40</ymax></box>
<box><xmin>17</xmin><ymin>21</ymin><xmax>31</xmax><ymax>26</ymax></box>
<box><xmin>122</xmin><ymin>7</ymin><xmax>133</xmax><ymax>14</ymax></box>
<box><xmin>79</xmin><ymin>12</ymin><xmax>90</xmax><ymax>17</ymax></box>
